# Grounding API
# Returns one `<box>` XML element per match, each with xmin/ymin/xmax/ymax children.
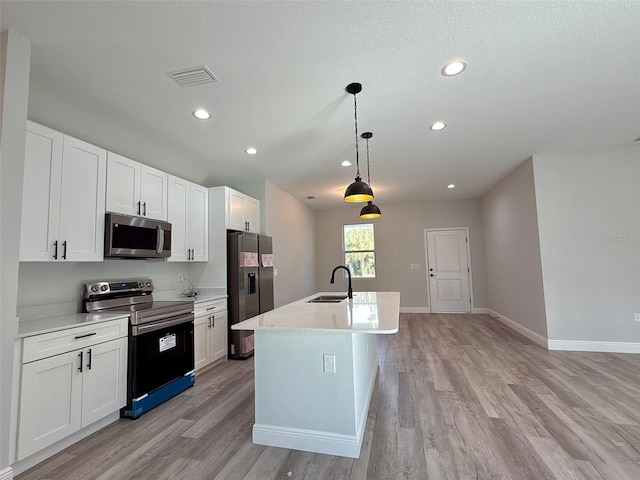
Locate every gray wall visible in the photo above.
<box><xmin>0</xmin><ymin>28</ymin><xmax>30</xmax><ymax>469</ymax></box>
<box><xmin>314</xmin><ymin>200</ymin><xmax>487</xmax><ymax>310</ymax></box>
<box><xmin>480</xmin><ymin>158</ymin><xmax>548</xmax><ymax>338</ymax></box>
<box><xmin>534</xmin><ymin>145</ymin><xmax>640</xmax><ymax>342</ymax></box>
<box><xmin>17</xmin><ymin>261</ymin><xmax>198</xmax><ymax>308</ymax></box>
<box><xmin>263</xmin><ymin>181</ymin><xmax>315</xmax><ymax>308</ymax></box>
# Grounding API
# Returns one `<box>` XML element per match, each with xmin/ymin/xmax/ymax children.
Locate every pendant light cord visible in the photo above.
<box><xmin>353</xmin><ymin>93</ymin><xmax>360</xmax><ymax>177</ymax></box>
<box><xmin>365</xmin><ymin>136</ymin><xmax>371</xmax><ymax>185</ymax></box>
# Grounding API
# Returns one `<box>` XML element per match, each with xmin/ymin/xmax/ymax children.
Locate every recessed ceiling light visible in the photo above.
<box><xmin>441</xmin><ymin>60</ymin><xmax>467</xmax><ymax>77</ymax></box>
<box><xmin>430</xmin><ymin>121</ymin><xmax>447</xmax><ymax>131</ymax></box>
<box><xmin>245</xmin><ymin>147</ymin><xmax>258</xmax><ymax>155</ymax></box>
<box><xmin>340</xmin><ymin>160</ymin><xmax>352</xmax><ymax>167</ymax></box>
<box><xmin>193</xmin><ymin>109</ymin><xmax>211</xmax><ymax>120</ymax></box>
<box><xmin>447</xmin><ymin>184</ymin><xmax>456</xmax><ymax>189</ymax></box>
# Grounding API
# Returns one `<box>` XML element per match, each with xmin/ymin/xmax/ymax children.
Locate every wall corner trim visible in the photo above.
<box><xmin>0</xmin><ymin>467</ymin><xmax>13</xmax><ymax>480</ymax></box>
<box><xmin>399</xmin><ymin>307</ymin><xmax>431</xmax><ymax>314</ymax></box>
<box><xmin>548</xmin><ymin>340</ymin><xmax>640</xmax><ymax>354</ymax></box>
<box><xmin>488</xmin><ymin>309</ymin><xmax>548</xmax><ymax>348</ymax></box>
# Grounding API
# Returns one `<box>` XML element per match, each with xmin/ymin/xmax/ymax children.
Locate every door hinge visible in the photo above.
<box><xmin>466</xmin><ymin>237</ymin><xmax>468</xmax><ymax>243</ymax></box>
<box><xmin>469</xmin><ymin>298</ymin><xmax>472</xmax><ymax>303</ymax></box>
<box><xmin>467</xmin><ymin>267</ymin><xmax>470</xmax><ymax>272</ymax></box>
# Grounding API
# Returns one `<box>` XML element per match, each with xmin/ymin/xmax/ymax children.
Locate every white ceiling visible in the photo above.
<box><xmin>2</xmin><ymin>1</ymin><xmax>640</xmax><ymax>209</ymax></box>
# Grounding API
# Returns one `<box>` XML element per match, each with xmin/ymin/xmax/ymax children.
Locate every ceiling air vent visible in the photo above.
<box><xmin>167</xmin><ymin>65</ymin><xmax>219</xmax><ymax>88</ymax></box>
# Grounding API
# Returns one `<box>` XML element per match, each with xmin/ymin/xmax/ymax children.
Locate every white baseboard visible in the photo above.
<box><xmin>548</xmin><ymin>340</ymin><xmax>640</xmax><ymax>354</ymax></box>
<box><xmin>253</xmin><ymin>424</ymin><xmax>362</xmax><ymax>458</ymax></box>
<box><xmin>0</xmin><ymin>467</ymin><xmax>13</xmax><ymax>480</ymax></box>
<box><xmin>472</xmin><ymin>307</ymin><xmax>488</xmax><ymax>314</ymax></box>
<box><xmin>488</xmin><ymin>309</ymin><xmax>548</xmax><ymax>348</ymax></box>
<box><xmin>400</xmin><ymin>307</ymin><xmax>431</xmax><ymax>314</ymax></box>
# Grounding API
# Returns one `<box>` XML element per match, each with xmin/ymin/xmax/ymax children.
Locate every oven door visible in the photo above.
<box><xmin>130</xmin><ymin>314</ymin><xmax>194</xmax><ymax>400</ymax></box>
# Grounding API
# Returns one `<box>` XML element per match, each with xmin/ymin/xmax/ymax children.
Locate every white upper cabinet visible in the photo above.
<box><xmin>106</xmin><ymin>152</ymin><xmax>168</xmax><ymax>221</ymax></box>
<box><xmin>20</xmin><ymin>121</ymin><xmax>106</xmax><ymax>262</ymax></box>
<box><xmin>167</xmin><ymin>175</ymin><xmax>208</xmax><ymax>262</ymax></box>
<box><xmin>223</xmin><ymin>187</ymin><xmax>260</xmax><ymax>233</ymax></box>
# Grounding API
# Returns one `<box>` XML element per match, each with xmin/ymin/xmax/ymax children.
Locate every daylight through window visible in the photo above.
<box><xmin>343</xmin><ymin>223</ymin><xmax>376</xmax><ymax>278</ymax></box>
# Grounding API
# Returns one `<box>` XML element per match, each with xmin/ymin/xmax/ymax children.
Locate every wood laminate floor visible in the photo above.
<box><xmin>17</xmin><ymin>314</ymin><xmax>640</xmax><ymax>480</ymax></box>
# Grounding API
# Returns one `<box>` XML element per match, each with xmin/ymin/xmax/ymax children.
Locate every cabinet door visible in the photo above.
<box><xmin>167</xmin><ymin>175</ymin><xmax>189</xmax><ymax>262</ymax></box>
<box><xmin>106</xmin><ymin>152</ymin><xmax>140</xmax><ymax>216</ymax></box>
<box><xmin>81</xmin><ymin>338</ymin><xmax>128</xmax><ymax>426</ymax></box>
<box><xmin>140</xmin><ymin>165</ymin><xmax>168</xmax><ymax>220</ymax></box>
<box><xmin>20</xmin><ymin>122</ymin><xmax>63</xmax><ymax>261</ymax></box>
<box><xmin>188</xmin><ymin>183</ymin><xmax>209</xmax><ymax>262</ymax></box>
<box><xmin>210</xmin><ymin>311</ymin><xmax>228</xmax><ymax>362</ymax></box>
<box><xmin>227</xmin><ymin>188</ymin><xmax>246</xmax><ymax>231</ymax></box>
<box><xmin>58</xmin><ymin>136</ymin><xmax>107</xmax><ymax>261</ymax></box>
<box><xmin>18</xmin><ymin>350</ymin><xmax>83</xmax><ymax>460</ymax></box>
<box><xmin>244</xmin><ymin>196</ymin><xmax>260</xmax><ymax>233</ymax></box>
<box><xmin>194</xmin><ymin>313</ymin><xmax>210</xmax><ymax>371</ymax></box>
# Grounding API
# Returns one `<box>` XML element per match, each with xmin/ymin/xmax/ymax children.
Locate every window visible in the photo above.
<box><xmin>343</xmin><ymin>223</ymin><xmax>376</xmax><ymax>278</ymax></box>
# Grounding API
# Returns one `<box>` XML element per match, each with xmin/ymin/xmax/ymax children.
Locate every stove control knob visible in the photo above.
<box><xmin>145</xmin><ymin>281</ymin><xmax>152</xmax><ymax>287</ymax></box>
<box><xmin>100</xmin><ymin>285</ymin><xmax>108</xmax><ymax>292</ymax></box>
<box><xmin>91</xmin><ymin>285</ymin><xmax>99</xmax><ymax>293</ymax></box>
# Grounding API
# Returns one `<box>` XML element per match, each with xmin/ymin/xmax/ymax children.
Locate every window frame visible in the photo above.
<box><xmin>342</xmin><ymin>222</ymin><xmax>376</xmax><ymax>279</ymax></box>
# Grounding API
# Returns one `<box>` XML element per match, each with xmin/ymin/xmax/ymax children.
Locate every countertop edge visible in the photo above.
<box><xmin>17</xmin><ymin>312</ymin><xmax>131</xmax><ymax>338</ymax></box>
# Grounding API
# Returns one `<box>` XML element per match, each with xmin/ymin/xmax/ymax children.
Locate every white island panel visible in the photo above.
<box><xmin>235</xmin><ymin>291</ymin><xmax>399</xmax><ymax>458</ymax></box>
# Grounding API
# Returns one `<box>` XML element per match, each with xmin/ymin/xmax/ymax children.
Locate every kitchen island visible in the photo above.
<box><xmin>232</xmin><ymin>291</ymin><xmax>400</xmax><ymax>458</ymax></box>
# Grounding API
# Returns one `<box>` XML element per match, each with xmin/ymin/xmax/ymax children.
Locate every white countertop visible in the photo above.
<box><xmin>154</xmin><ymin>287</ymin><xmax>227</xmax><ymax>303</ymax></box>
<box><xmin>232</xmin><ymin>291</ymin><xmax>400</xmax><ymax>334</ymax></box>
<box><xmin>17</xmin><ymin>312</ymin><xmax>131</xmax><ymax>338</ymax></box>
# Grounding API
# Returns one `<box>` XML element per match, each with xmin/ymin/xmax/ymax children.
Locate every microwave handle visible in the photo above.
<box><xmin>156</xmin><ymin>225</ymin><xmax>165</xmax><ymax>254</ymax></box>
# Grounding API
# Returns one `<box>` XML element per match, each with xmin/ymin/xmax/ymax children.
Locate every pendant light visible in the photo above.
<box><xmin>344</xmin><ymin>83</ymin><xmax>374</xmax><ymax>203</ymax></box>
<box><xmin>359</xmin><ymin>132</ymin><xmax>382</xmax><ymax>219</ymax></box>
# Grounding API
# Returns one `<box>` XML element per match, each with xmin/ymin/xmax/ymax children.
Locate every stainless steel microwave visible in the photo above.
<box><xmin>104</xmin><ymin>213</ymin><xmax>171</xmax><ymax>259</ymax></box>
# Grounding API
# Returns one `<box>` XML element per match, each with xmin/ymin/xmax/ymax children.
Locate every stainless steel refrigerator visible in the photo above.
<box><xmin>227</xmin><ymin>231</ymin><xmax>274</xmax><ymax>359</ymax></box>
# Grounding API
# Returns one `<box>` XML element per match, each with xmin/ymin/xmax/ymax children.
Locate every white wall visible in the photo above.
<box><xmin>0</xmin><ymin>28</ymin><xmax>30</xmax><ymax>470</ymax></box>
<box><xmin>263</xmin><ymin>181</ymin><xmax>315</xmax><ymax>307</ymax></box>
<box><xmin>534</xmin><ymin>145</ymin><xmax>640</xmax><ymax>342</ymax></box>
<box><xmin>481</xmin><ymin>158</ymin><xmax>548</xmax><ymax>338</ymax></box>
<box><xmin>314</xmin><ymin>200</ymin><xmax>487</xmax><ymax>309</ymax></box>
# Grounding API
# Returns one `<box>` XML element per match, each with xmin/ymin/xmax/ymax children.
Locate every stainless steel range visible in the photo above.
<box><xmin>83</xmin><ymin>279</ymin><xmax>195</xmax><ymax>419</ymax></box>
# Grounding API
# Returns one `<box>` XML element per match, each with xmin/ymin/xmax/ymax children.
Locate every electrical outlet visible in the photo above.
<box><xmin>323</xmin><ymin>354</ymin><xmax>336</xmax><ymax>373</ymax></box>
<box><xmin>178</xmin><ymin>273</ymin><xmax>184</xmax><ymax>282</ymax></box>
<box><xmin>634</xmin><ymin>313</ymin><xmax>640</xmax><ymax>323</ymax></box>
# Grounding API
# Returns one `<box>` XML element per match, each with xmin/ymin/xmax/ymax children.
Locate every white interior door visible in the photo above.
<box><xmin>426</xmin><ymin>228</ymin><xmax>471</xmax><ymax>313</ymax></box>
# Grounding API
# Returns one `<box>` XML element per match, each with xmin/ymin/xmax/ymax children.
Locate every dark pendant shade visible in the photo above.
<box><xmin>360</xmin><ymin>201</ymin><xmax>382</xmax><ymax>219</ymax></box>
<box><xmin>344</xmin><ymin>176</ymin><xmax>374</xmax><ymax>203</ymax></box>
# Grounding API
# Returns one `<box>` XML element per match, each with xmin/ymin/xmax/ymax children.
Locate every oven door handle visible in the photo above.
<box><xmin>132</xmin><ymin>315</ymin><xmax>193</xmax><ymax>335</ymax></box>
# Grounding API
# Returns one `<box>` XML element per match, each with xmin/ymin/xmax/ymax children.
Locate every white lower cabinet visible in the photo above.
<box><xmin>194</xmin><ymin>299</ymin><xmax>228</xmax><ymax>371</ymax></box>
<box><xmin>17</xmin><ymin>320</ymin><xmax>128</xmax><ymax>460</ymax></box>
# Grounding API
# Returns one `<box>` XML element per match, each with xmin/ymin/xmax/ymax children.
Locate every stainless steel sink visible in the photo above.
<box><xmin>306</xmin><ymin>295</ymin><xmax>348</xmax><ymax>303</ymax></box>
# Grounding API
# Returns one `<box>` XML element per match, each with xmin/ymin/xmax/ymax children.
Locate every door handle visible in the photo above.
<box><xmin>62</xmin><ymin>241</ymin><xmax>67</xmax><ymax>260</ymax></box>
<box><xmin>137</xmin><ymin>201</ymin><xmax>141</xmax><ymax>215</ymax></box>
<box><xmin>208</xmin><ymin>315</ymin><xmax>212</xmax><ymax>328</ymax></box>
<box><xmin>78</xmin><ymin>351</ymin><xmax>83</xmax><ymax>373</ymax></box>
<box><xmin>211</xmin><ymin>314</ymin><xmax>215</xmax><ymax>328</ymax></box>
<box><xmin>143</xmin><ymin>202</ymin><xmax>147</xmax><ymax>216</ymax></box>
<box><xmin>53</xmin><ymin>240</ymin><xmax>58</xmax><ymax>260</ymax></box>
<box><xmin>87</xmin><ymin>348</ymin><xmax>92</xmax><ymax>370</ymax></box>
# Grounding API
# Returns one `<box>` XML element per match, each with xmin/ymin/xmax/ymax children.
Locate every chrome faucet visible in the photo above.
<box><xmin>330</xmin><ymin>265</ymin><xmax>353</xmax><ymax>299</ymax></box>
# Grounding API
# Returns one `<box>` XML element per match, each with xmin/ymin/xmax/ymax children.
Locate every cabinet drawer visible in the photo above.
<box><xmin>194</xmin><ymin>298</ymin><xmax>227</xmax><ymax>316</ymax></box>
<box><xmin>23</xmin><ymin>318</ymin><xmax>129</xmax><ymax>363</ymax></box>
